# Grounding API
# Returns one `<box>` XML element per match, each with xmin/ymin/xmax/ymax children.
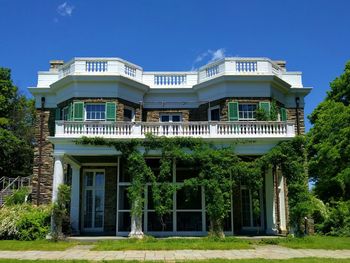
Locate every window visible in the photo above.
<box><xmin>160</xmin><ymin>113</ymin><xmax>182</xmax><ymax>122</ymax></box>
<box><xmin>123</xmin><ymin>107</ymin><xmax>135</xmax><ymax>121</ymax></box>
<box><xmin>239</xmin><ymin>104</ymin><xmax>257</xmax><ymax>120</ymax></box>
<box><xmin>241</xmin><ymin>186</ymin><xmax>262</xmax><ymax>228</ymax></box>
<box><xmin>208</xmin><ymin>106</ymin><xmax>220</xmax><ymax>121</ymax></box>
<box><xmin>62</xmin><ymin>107</ymin><xmax>69</xmax><ymax>121</ymax></box>
<box><xmin>85</xmin><ymin>104</ymin><xmax>106</xmax><ymax>121</ymax></box>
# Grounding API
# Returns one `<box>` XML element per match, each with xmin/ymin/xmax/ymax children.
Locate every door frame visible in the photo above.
<box><xmin>81</xmin><ymin>169</ymin><xmax>106</xmax><ymax>232</ymax></box>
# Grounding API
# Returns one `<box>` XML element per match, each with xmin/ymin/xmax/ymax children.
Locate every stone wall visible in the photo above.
<box><xmin>286</xmin><ymin>108</ymin><xmax>305</xmax><ymax>134</ymax></box>
<box><xmin>143</xmin><ymin>109</ymin><xmax>190</xmax><ymax>122</ymax></box>
<box><xmin>31</xmin><ymin>109</ymin><xmax>56</xmax><ymax>204</ymax></box>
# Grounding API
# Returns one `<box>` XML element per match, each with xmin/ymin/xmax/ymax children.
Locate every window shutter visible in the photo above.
<box><xmin>106</xmin><ymin>102</ymin><xmax>117</xmax><ymax>121</ymax></box>
<box><xmin>55</xmin><ymin>108</ymin><xmax>61</xmax><ymax>120</ymax></box>
<box><xmin>228</xmin><ymin>102</ymin><xmax>239</xmax><ymax>121</ymax></box>
<box><xmin>67</xmin><ymin>103</ymin><xmax>72</xmax><ymax>121</ymax></box>
<box><xmin>280</xmin><ymin>107</ymin><xmax>287</xmax><ymax>121</ymax></box>
<box><xmin>73</xmin><ymin>101</ymin><xmax>84</xmax><ymax>121</ymax></box>
<box><xmin>259</xmin><ymin>101</ymin><xmax>271</xmax><ymax>114</ymax></box>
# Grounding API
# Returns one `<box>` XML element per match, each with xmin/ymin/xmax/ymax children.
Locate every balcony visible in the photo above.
<box><xmin>48</xmin><ymin>57</ymin><xmax>297</xmax><ymax>89</ymax></box>
<box><xmin>55</xmin><ymin>121</ymin><xmax>295</xmax><ymax>139</ymax></box>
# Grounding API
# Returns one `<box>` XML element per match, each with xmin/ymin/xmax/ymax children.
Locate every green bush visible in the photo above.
<box><xmin>317</xmin><ymin>201</ymin><xmax>350</xmax><ymax>236</ymax></box>
<box><xmin>0</xmin><ymin>204</ymin><xmax>51</xmax><ymax>240</ymax></box>
<box><xmin>5</xmin><ymin>187</ymin><xmax>30</xmax><ymax>205</ymax></box>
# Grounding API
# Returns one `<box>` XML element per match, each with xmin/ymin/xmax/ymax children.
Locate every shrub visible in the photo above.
<box><xmin>5</xmin><ymin>187</ymin><xmax>30</xmax><ymax>205</ymax></box>
<box><xmin>0</xmin><ymin>204</ymin><xmax>51</xmax><ymax>240</ymax></box>
<box><xmin>317</xmin><ymin>201</ymin><xmax>350</xmax><ymax>236</ymax></box>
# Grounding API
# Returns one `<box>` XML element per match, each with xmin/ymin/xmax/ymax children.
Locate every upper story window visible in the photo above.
<box><xmin>62</xmin><ymin>107</ymin><xmax>69</xmax><ymax>121</ymax></box>
<box><xmin>123</xmin><ymin>107</ymin><xmax>135</xmax><ymax>122</ymax></box>
<box><xmin>208</xmin><ymin>106</ymin><xmax>220</xmax><ymax>121</ymax></box>
<box><xmin>239</xmin><ymin>104</ymin><xmax>257</xmax><ymax>120</ymax></box>
<box><xmin>160</xmin><ymin>113</ymin><xmax>182</xmax><ymax>122</ymax></box>
<box><xmin>85</xmin><ymin>104</ymin><xmax>106</xmax><ymax>121</ymax></box>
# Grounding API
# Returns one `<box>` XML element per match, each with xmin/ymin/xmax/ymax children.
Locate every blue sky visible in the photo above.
<box><xmin>1</xmin><ymin>0</ymin><xmax>349</xmax><ymax>130</ymax></box>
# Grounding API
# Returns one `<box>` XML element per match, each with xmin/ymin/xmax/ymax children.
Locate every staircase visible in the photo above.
<box><xmin>0</xmin><ymin>176</ymin><xmax>31</xmax><ymax>206</ymax></box>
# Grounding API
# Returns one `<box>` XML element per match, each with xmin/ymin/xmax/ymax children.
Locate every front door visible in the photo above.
<box><xmin>83</xmin><ymin>170</ymin><xmax>105</xmax><ymax>232</ymax></box>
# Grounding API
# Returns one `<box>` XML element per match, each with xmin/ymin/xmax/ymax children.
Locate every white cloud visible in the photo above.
<box><xmin>191</xmin><ymin>48</ymin><xmax>226</xmax><ymax>70</ymax></box>
<box><xmin>57</xmin><ymin>2</ymin><xmax>74</xmax><ymax>17</ymax></box>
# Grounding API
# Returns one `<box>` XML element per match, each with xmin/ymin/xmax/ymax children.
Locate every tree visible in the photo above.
<box><xmin>307</xmin><ymin>61</ymin><xmax>350</xmax><ymax>202</ymax></box>
<box><xmin>0</xmin><ymin>67</ymin><xmax>35</xmax><ymax>178</ymax></box>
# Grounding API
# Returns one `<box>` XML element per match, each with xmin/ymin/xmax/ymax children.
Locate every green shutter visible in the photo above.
<box><xmin>73</xmin><ymin>101</ymin><xmax>84</xmax><ymax>121</ymax></box>
<box><xmin>259</xmin><ymin>101</ymin><xmax>271</xmax><ymax>114</ymax></box>
<box><xmin>228</xmin><ymin>102</ymin><xmax>239</xmax><ymax>121</ymax></box>
<box><xmin>106</xmin><ymin>102</ymin><xmax>116</xmax><ymax>121</ymax></box>
<box><xmin>55</xmin><ymin>108</ymin><xmax>61</xmax><ymax>120</ymax></box>
<box><xmin>280</xmin><ymin>107</ymin><xmax>287</xmax><ymax>121</ymax></box>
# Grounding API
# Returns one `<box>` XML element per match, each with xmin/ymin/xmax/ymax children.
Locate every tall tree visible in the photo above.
<box><xmin>308</xmin><ymin>61</ymin><xmax>350</xmax><ymax>201</ymax></box>
<box><xmin>0</xmin><ymin>67</ymin><xmax>35</xmax><ymax>178</ymax></box>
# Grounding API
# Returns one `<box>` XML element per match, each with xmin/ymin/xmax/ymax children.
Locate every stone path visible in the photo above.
<box><xmin>1</xmin><ymin>245</ymin><xmax>350</xmax><ymax>261</ymax></box>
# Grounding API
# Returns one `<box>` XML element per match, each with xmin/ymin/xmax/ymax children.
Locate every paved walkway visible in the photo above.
<box><xmin>1</xmin><ymin>245</ymin><xmax>350</xmax><ymax>261</ymax></box>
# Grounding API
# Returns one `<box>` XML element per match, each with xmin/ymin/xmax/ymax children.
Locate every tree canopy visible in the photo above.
<box><xmin>0</xmin><ymin>67</ymin><xmax>35</xmax><ymax>178</ymax></box>
<box><xmin>307</xmin><ymin>61</ymin><xmax>350</xmax><ymax>202</ymax></box>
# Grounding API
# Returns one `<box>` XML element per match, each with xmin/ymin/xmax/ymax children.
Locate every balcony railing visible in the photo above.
<box><xmin>54</xmin><ymin>57</ymin><xmax>287</xmax><ymax>89</ymax></box>
<box><xmin>55</xmin><ymin>121</ymin><xmax>295</xmax><ymax>139</ymax></box>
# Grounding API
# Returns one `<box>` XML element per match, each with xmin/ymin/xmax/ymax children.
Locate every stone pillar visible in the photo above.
<box><xmin>70</xmin><ymin>164</ymin><xmax>80</xmax><ymax>235</ymax></box>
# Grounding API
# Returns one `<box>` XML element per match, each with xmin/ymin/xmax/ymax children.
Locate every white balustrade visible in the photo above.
<box><xmin>124</xmin><ymin>64</ymin><xmax>137</xmax><ymax>77</ymax></box>
<box><xmin>236</xmin><ymin>61</ymin><xmax>258</xmax><ymax>73</ymax></box>
<box><xmin>154</xmin><ymin>74</ymin><xmax>187</xmax><ymax>86</ymax></box>
<box><xmin>56</xmin><ymin>121</ymin><xmax>294</xmax><ymax>139</ymax></box>
<box><xmin>85</xmin><ymin>61</ymin><xmax>108</xmax><ymax>72</ymax></box>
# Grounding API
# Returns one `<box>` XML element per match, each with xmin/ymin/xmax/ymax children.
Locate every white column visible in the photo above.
<box><xmin>70</xmin><ymin>164</ymin><xmax>80</xmax><ymax>235</ymax></box>
<box><xmin>50</xmin><ymin>154</ymin><xmax>64</xmax><ymax>237</ymax></box>
<box><xmin>265</xmin><ymin>167</ymin><xmax>277</xmax><ymax>234</ymax></box>
<box><xmin>278</xmin><ymin>174</ymin><xmax>287</xmax><ymax>232</ymax></box>
<box><xmin>52</xmin><ymin>154</ymin><xmax>64</xmax><ymax>203</ymax></box>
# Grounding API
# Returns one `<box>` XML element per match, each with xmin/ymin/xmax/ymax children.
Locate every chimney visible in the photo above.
<box><xmin>274</xmin><ymin>60</ymin><xmax>286</xmax><ymax>70</ymax></box>
<box><xmin>49</xmin><ymin>60</ymin><xmax>64</xmax><ymax>71</ymax></box>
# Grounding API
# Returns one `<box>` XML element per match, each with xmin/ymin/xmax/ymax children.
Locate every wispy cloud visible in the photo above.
<box><xmin>191</xmin><ymin>48</ymin><xmax>226</xmax><ymax>70</ymax></box>
<box><xmin>57</xmin><ymin>2</ymin><xmax>74</xmax><ymax>17</ymax></box>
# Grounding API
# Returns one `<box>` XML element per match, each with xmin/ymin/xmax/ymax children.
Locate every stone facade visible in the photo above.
<box><xmin>286</xmin><ymin>108</ymin><xmax>305</xmax><ymax>134</ymax></box>
<box><xmin>32</xmin><ymin>109</ymin><xmax>55</xmax><ymax>204</ymax></box>
<box><xmin>143</xmin><ymin>109</ymin><xmax>190</xmax><ymax>122</ymax></box>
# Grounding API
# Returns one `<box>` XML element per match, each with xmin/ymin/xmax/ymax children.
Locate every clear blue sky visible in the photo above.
<box><xmin>1</xmin><ymin>0</ymin><xmax>349</xmax><ymax>130</ymax></box>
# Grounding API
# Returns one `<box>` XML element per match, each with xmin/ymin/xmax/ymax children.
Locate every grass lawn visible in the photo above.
<box><xmin>259</xmin><ymin>236</ymin><xmax>350</xmax><ymax>250</ymax></box>
<box><xmin>93</xmin><ymin>236</ymin><xmax>252</xmax><ymax>250</ymax></box>
<box><xmin>1</xmin><ymin>259</ymin><xmax>350</xmax><ymax>263</ymax></box>
<box><xmin>0</xmin><ymin>240</ymin><xmax>78</xmax><ymax>251</ymax></box>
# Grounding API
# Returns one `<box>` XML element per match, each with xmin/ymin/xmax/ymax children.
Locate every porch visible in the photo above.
<box><xmin>52</xmin><ymin>153</ymin><xmax>287</xmax><ymax>237</ymax></box>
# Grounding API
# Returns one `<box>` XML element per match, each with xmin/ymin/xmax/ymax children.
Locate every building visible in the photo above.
<box><xmin>29</xmin><ymin>57</ymin><xmax>311</xmax><ymax>236</ymax></box>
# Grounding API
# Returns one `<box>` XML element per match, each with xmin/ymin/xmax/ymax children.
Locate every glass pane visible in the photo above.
<box><xmin>241</xmin><ymin>189</ymin><xmax>251</xmax><ymax>227</ymax></box>
<box><xmin>124</xmin><ymin>109</ymin><xmax>133</xmax><ymax>121</ymax></box>
<box><xmin>172</xmin><ymin>115</ymin><xmax>181</xmax><ymax>122</ymax></box>
<box><xmin>84</xmin><ymin>190</ymin><xmax>93</xmax><ymax>228</ymax></box>
<box><xmin>177</xmin><ymin>187</ymin><xmax>202</xmax><ymax>209</ymax></box>
<box><xmin>177</xmin><ymin>212</ymin><xmax>202</xmax><ymax>231</ymax></box>
<box><xmin>95</xmin><ymin>211</ymin><xmax>103</xmax><ymax>228</ymax></box>
<box><xmin>148</xmin><ymin>212</ymin><xmax>173</xmax><ymax>231</ymax></box>
<box><xmin>161</xmin><ymin>115</ymin><xmax>170</xmax><ymax>122</ymax></box>
<box><xmin>85</xmin><ymin>172</ymin><xmax>94</xmax><ymax>187</ymax></box>
<box><xmin>119</xmin><ymin>186</ymin><xmax>131</xmax><ymax>210</ymax></box>
<box><xmin>210</xmin><ymin>108</ymin><xmax>220</xmax><ymax>121</ymax></box>
<box><xmin>118</xmin><ymin>212</ymin><xmax>131</xmax><ymax>232</ymax></box>
<box><xmin>95</xmin><ymin>173</ymin><xmax>105</xmax><ymax>187</ymax></box>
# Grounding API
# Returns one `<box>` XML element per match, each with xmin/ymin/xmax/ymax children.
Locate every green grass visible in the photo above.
<box><xmin>1</xmin><ymin>259</ymin><xmax>350</xmax><ymax>263</ymax></box>
<box><xmin>0</xmin><ymin>240</ymin><xmax>78</xmax><ymax>251</ymax></box>
<box><xmin>259</xmin><ymin>236</ymin><xmax>350</xmax><ymax>249</ymax></box>
<box><xmin>93</xmin><ymin>236</ymin><xmax>252</xmax><ymax>250</ymax></box>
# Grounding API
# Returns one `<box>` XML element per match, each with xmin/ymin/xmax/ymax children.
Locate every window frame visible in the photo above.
<box><xmin>208</xmin><ymin>105</ymin><xmax>220</xmax><ymax>121</ymax></box>
<box><xmin>238</xmin><ymin>103</ymin><xmax>257</xmax><ymax>121</ymax></box>
<box><xmin>85</xmin><ymin>103</ymin><xmax>106</xmax><ymax>121</ymax></box>
<box><xmin>123</xmin><ymin>106</ymin><xmax>135</xmax><ymax>122</ymax></box>
<box><xmin>159</xmin><ymin>113</ymin><xmax>183</xmax><ymax>122</ymax></box>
